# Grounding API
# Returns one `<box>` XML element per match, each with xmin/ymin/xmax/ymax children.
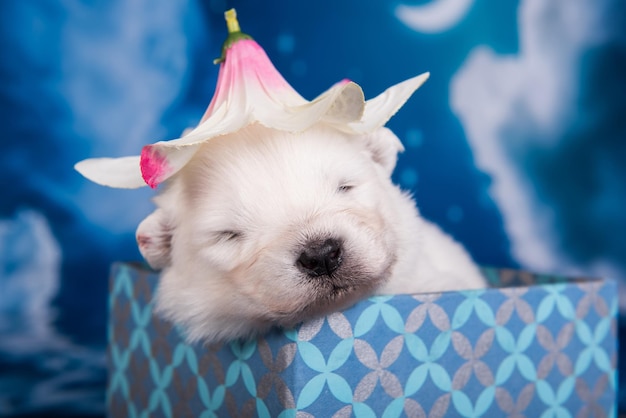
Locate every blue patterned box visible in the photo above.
<box><xmin>107</xmin><ymin>262</ymin><xmax>617</xmax><ymax>417</ymax></box>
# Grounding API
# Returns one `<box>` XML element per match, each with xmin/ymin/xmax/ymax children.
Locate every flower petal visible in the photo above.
<box><xmin>309</xmin><ymin>80</ymin><xmax>365</xmax><ymax>126</ymax></box>
<box><xmin>140</xmin><ymin>143</ymin><xmax>199</xmax><ymax>189</ymax></box>
<box><xmin>347</xmin><ymin>72</ymin><xmax>430</xmax><ymax>134</ymax></box>
<box><xmin>74</xmin><ymin>156</ymin><xmax>145</xmax><ymax>189</ymax></box>
<box><xmin>201</xmin><ymin>39</ymin><xmax>307</xmax><ymax>123</ymax></box>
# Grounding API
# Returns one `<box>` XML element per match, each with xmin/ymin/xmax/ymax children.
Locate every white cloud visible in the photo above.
<box><xmin>59</xmin><ymin>0</ymin><xmax>206</xmax><ymax>231</ymax></box>
<box><xmin>61</xmin><ymin>0</ymin><xmax>195</xmax><ymax>157</ymax></box>
<box><xmin>451</xmin><ymin>0</ymin><xmax>626</xmax><ymax>279</ymax></box>
<box><xmin>0</xmin><ymin>210</ymin><xmax>61</xmax><ymax>346</ymax></box>
<box><xmin>0</xmin><ymin>210</ymin><xmax>106</xmax><ymax>414</ymax></box>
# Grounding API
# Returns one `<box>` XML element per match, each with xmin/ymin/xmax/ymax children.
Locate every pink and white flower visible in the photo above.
<box><xmin>75</xmin><ymin>9</ymin><xmax>429</xmax><ymax>189</ymax></box>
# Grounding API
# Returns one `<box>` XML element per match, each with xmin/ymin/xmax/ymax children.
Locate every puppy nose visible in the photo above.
<box><xmin>297</xmin><ymin>238</ymin><xmax>343</xmax><ymax>277</ymax></box>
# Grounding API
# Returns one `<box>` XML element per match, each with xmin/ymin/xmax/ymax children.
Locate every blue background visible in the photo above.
<box><xmin>1</xmin><ymin>0</ymin><xmax>624</xmax><ymax>415</ymax></box>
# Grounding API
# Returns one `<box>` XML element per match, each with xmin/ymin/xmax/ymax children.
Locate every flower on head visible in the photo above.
<box><xmin>75</xmin><ymin>9</ymin><xmax>429</xmax><ymax>189</ymax></box>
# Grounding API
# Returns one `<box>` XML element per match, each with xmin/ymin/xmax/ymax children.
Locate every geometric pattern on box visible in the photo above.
<box><xmin>107</xmin><ymin>263</ymin><xmax>617</xmax><ymax>418</ymax></box>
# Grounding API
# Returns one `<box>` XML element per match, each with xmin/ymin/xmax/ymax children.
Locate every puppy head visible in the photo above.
<box><xmin>137</xmin><ymin>123</ymin><xmax>405</xmax><ymax>343</ymax></box>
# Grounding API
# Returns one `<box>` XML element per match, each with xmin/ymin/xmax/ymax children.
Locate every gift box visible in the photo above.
<box><xmin>107</xmin><ymin>262</ymin><xmax>617</xmax><ymax>417</ymax></box>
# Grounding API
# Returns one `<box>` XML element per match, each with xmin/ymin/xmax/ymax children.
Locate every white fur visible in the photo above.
<box><xmin>137</xmin><ymin>124</ymin><xmax>485</xmax><ymax>343</ymax></box>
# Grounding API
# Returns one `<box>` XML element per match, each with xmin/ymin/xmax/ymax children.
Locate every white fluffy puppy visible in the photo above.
<box><xmin>137</xmin><ymin>123</ymin><xmax>485</xmax><ymax>343</ymax></box>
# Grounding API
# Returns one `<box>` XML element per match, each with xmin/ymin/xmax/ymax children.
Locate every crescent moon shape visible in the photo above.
<box><xmin>395</xmin><ymin>0</ymin><xmax>475</xmax><ymax>34</ymax></box>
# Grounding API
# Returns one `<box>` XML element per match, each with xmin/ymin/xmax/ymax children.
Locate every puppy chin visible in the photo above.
<box><xmin>278</xmin><ymin>260</ymin><xmax>395</xmax><ymax>328</ymax></box>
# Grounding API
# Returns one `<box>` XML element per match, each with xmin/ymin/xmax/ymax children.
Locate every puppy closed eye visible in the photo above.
<box><xmin>337</xmin><ymin>183</ymin><xmax>356</xmax><ymax>193</ymax></box>
<box><xmin>214</xmin><ymin>230</ymin><xmax>244</xmax><ymax>243</ymax></box>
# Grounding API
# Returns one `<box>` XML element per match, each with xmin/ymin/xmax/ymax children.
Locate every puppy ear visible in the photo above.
<box><xmin>136</xmin><ymin>209</ymin><xmax>172</xmax><ymax>270</ymax></box>
<box><xmin>362</xmin><ymin>127</ymin><xmax>405</xmax><ymax>175</ymax></box>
